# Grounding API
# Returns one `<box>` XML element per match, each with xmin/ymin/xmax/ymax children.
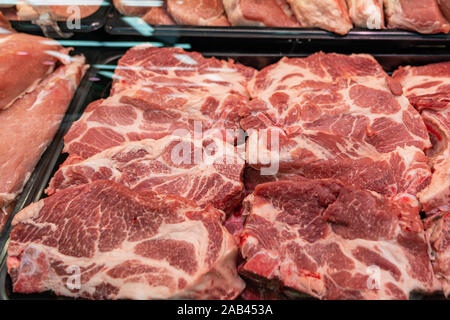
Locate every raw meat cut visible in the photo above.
<box><xmin>393</xmin><ymin>61</ymin><xmax>450</xmax><ymax>112</ymax></box>
<box><xmin>0</xmin><ymin>33</ymin><xmax>63</xmax><ymax>110</ymax></box>
<box><xmin>111</xmin><ymin>46</ymin><xmax>254</xmax><ymax>100</ymax></box>
<box><xmin>346</xmin><ymin>0</ymin><xmax>385</xmax><ymax>29</ymax></box>
<box><xmin>167</xmin><ymin>0</ymin><xmax>230</xmax><ymax>26</ymax></box>
<box><xmin>142</xmin><ymin>3</ymin><xmax>175</xmax><ymax>25</ymax></box>
<box><xmin>393</xmin><ymin>61</ymin><xmax>450</xmax><ymax>214</ymax></box>
<box><xmin>0</xmin><ymin>55</ymin><xmax>86</xmax><ymax>209</ymax></box>
<box><xmin>63</xmin><ymin>94</ymin><xmax>204</xmax><ymax>159</ymax></box>
<box><xmin>438</xmin><ymin>0</ymin><xmax>450</xmax><ymax>21</ymax></box>
<box><xmin>240</xmin><ymin>52</ymin><xmax>431</xmax><ymax>201</ymax></box>
<box><xmin>47</xmin><ymin>135</ymin><xmax>245</xmax><ymax>214</ymax></box>
<box><xmin>7</xmin><ymin>180</ymin><xmax>245</xmax><ymax>299</ymax></box>
<box><xmin>222</xmin><ymin>0</ymin><xmax>300</xmax><ymax>27</ymax></box>
<box><xmin>113</xmin><ymin>0</ymin><xmax>150</xmax><ymax>16</ymax></box>
<box><xmin>424</xmin><ymin>211</ymin><xmax>449</xmax><ymax>297</ymax></box>
<box><xmin>15</xmin><ymin>0</ymin><xmax>101</xmax><ymax>20</ymax></box>
<box><xmin>384</xmin><ymin>0</ymin><xmax>450</xmax><ymax>34</ymax></box>
<box><xmin>287</xmin><ymin>0</ymin><xmax>353</xmax><ymax>34</ymax></box>
<box><xmin>240</xmin><ymin>179</ymin><xmax>440</xmax><ymax>299</ymax></box>
<box><xmin>64</xmin><ymin>45</ymin><xmax>254</xmax><ymax>159</ymax></box>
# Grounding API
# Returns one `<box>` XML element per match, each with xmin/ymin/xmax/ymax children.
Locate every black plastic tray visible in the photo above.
<box><xmin>105</xmin><ymin>7</ymin><xmax>450</xmax><ymax>46</ymax></box>
<box><xmin>0</xmin><ymin>49</ymin><xmax>448</xmax><ymax>300</ymax></box>
<box><xmin>2</xmin><ymin>1</ymin><xmax>111</xmax><ymax>37</ymax></box>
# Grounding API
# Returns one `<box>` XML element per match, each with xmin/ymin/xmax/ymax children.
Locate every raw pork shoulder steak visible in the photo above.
<box><xmin>222</xmin><ymin>0</ymin><xmax>299</xmax><ymax>27</ymax></box>
<box><xmin>384</xmin><ymin>0</ymin><xmax>450</xmax><ymax>34</ymax></box>
<box><xmin>7</xmin><ymin>180</ymin><xmax>245</xmax><ymax>299</ymax></box>
<box><xmin>393</xmin><ymin>61</ymin><xmax>450</xmax><ymax>213</ymax></box>
<box><xmin>240</xmin><ymin>179</ymin><xmax>440</xmax><ymax>300</ymax></box>
<box><xmin>166</xmin><ymin>0</ymin><xmax>230</xmax><ymax>26</ymax></box>
<box><xmin>111</xmin><ymin>46</ymin><xmax>254</xmax><ymax>103</ymax></box>
<box><xmin>64</xmin><ymin>46</ymin><xmax>254</xmax><ymax>159</ymax></box>
<box><xmin>240</xmin><ymin>52</ymin><xmax>431</xmax><ymax>201</ymax></box>
<box><xmin>287</xmin><ymin>0</ymin><xmax>353</xmax><ymax>34</ymax></box>
<box><xmin>48</xmin><ymin>135</ymin><xmax>245</xmax><ymax>214</ymax></box>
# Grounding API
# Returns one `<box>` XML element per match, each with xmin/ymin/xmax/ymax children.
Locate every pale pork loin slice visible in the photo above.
<box><xmin>384</xmin><ymin>0</ymin><xmax>450</xmax><ymax>34</ymax></box>
<box><xmin>222</xmin><ymin>0</ymin><xmax>300</xmax><ymax>27</ymax></box>
<box><xmin>7</xmin><ymin>180</ymin><xmax>244</xmax><ymax>299</ymax></box>
<box><xmin>113</xmin><ymin>0</ymin><xmax>150</xmax><ymax>16</ymax></box>
<box><xmin>240</xmin><ymin>179</ymin><xmax>440</xmax><ymax>300</ymax></box>
<box><xmin>346</xmin><ymin>0</ymin><xmax>385</xmax><ymax>29</ymax></box>
<box><xmin>287</xmin><ymin>0</ymin><xmax>353</xmax><ymax>34</ymax></box>
<box><xmin>0</xmin><ymin>33</ymin><xmax>63</xmax><ymax>110</ymax></box>
<box><xmin>393</xmin><ymin>61</ymin><xmax>450</xmax><ymax>214</ymax></box>
<box><xmin>64</xmin><ymin>46</ymin><xmax>254</xmax><ymax>159</ymax></box>
<box><xmin>167</xmin><ymin>0</ymin><xmax>230</xmax><ymax>26</ymax></box>
<box><xmin>240</xmin><ymin>53</ymin><xmax>431</xmax><ymax>203</ymax></box>
<box><xmin>47</xmin><ymin>135</ymin><xmax>245</xmax><ymax>214</ymax></box>
<box><xmin>0</xmin><ymin>56</ymin><xmax>86</xmax><ymax>211</ymax></box>
<box><xmin>424</xmin><ymin>212</ymin><xmax>450</xmax><ymax>297</ymax></box>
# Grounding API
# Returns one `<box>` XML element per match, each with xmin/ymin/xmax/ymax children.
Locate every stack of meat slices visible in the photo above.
<box><xmin>0</xmin><ymin>32</ymin><xmax>87</xmax><ymax>232</ymax></box>
<box><xmin>238</xmin><ymin>53</ymin><xmax>446</xmax><ymax>299</ymax></box>
<box><xmin>7</xmin><ymin>47</ymin><xmax>449</xmax><ymax>300</ymax></box>
<box><xmin>7</xmin><ymin>46</ymin><xmax>255</xmax><ymax>300</ymax></box>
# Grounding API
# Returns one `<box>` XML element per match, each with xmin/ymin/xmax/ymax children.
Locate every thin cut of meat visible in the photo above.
<box><xmin>167</xmin><ymin>0</ymin><xmax>230</xmax><ymax>26</ymax></box>
<box><xmin>63</xmin><ymin>90</ymin><xmax>248</xmax><ymax>160</ymax></box>
<box><xmin>113</xmin><ymin>0</ymin><xmax>150</xmax><ymax>16</ymax></box>
<box><xmin>384</xmin><ymin>0</ymin><xmax>450</xmax><ymax>34</ymax></box>
<box><xmin>287</xmin><ymin>0</ymin><xmax>353</xmax><ymax>34</ymax></box>
<box><xmin>393</xmin><ymin>61</ymin><xmax>450</xmax><ymax>214</ymax></box>
<box><xmin>0</xmin><ymin>55</ymin><xmax>86</xmax><ymax>209</ymax></box>
<box><xmin>438</xmin><ymin>0</ymin><xmax>450</xmax><ymax>21</ymax></box>
<box><xmin>240</xmin><ymin>52</ymin><xmax>431</xmax><ymax>201</ymax></box>
<box><xmin>7</xmin><ymin>180</ymin><xmax>245</xmax><ymax>299</ymax></box>
<box><xmin>62</xmin><ymin>95</ymin><xmax>207</xmax><ymax>160</ymax></box>
<box><xmin>47</xmin><ymin>135</ymin><xmax>245</xmax><ymax>214</ymax></box>
<box><xmin>424</xmin><ymin>212</ymin><xmax>450</xmax><ymax>297</ymax></box>
<box><xmin>0</xmin><ymin>33</ymin><xmax>63</xmax><ymax>110</ymax></box>
<box><xmin>346</xmin><ymin>0</ymin><xmax>385</xmax><ymax>29</ymax></box>
<box><xmin>222</xmin><ymin>0</ymin><xmax>300</xmax><ymax>27</ymax></box>
<box><xmin>142</xmin><ymin>4</ymin><xmax>175</xmax><ymax>25</ymax></box>
<box><xmin>111</xmin><ymin>46</ymin><xmax>254</xmax><ymax>100</ymax></box>
<box><xmin>64</xmin><ymin>46</ymin><xmax>254</xmax><ymax>159</ymax></box>
<box><xmin>240</xmin><ymin>179</ymin><xmax>440</xmax><ymax>300</ymax></box>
